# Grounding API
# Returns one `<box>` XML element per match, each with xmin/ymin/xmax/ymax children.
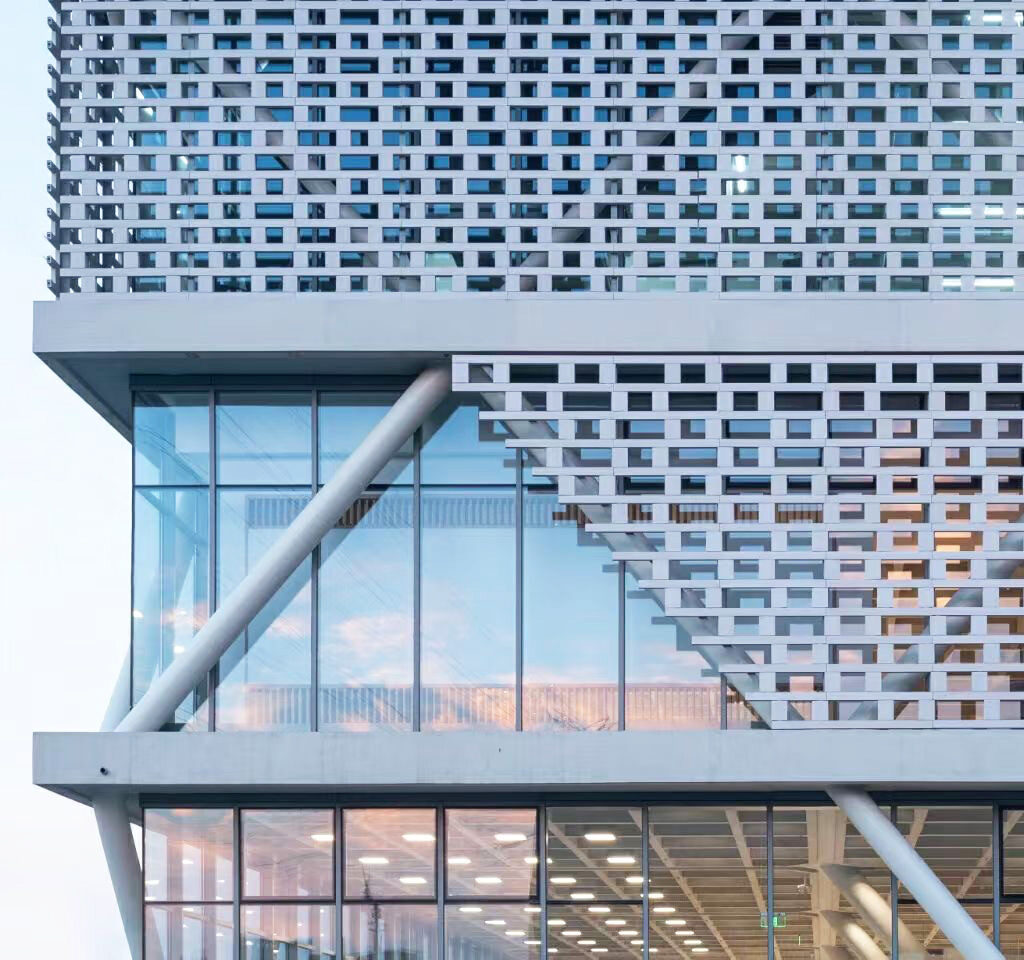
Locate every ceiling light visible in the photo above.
<box><xmin>458</xmin><ymin>907</ymin><xmax>482</xmax><ymax>914</ymax></box>
<box><xmin>447</xmin><ymin>857</ymin><xmax>471</xmax><ymax>866</ymax></box>
<box><xmin>358</xmin><ymin>856</ymin><xmax>389</xmax><ymax>865</ymax></box>
<box><xmin>524</xmin><ymin>940</ymin><xmax>542</xmax><ymax>946</ymax></box>
<box><xmin>607</xmin><ymin>856</ymin><xmax>635</xmax><ymax>865</ymax></box>
<box><xmin>675</xmin><ymin>930</ymin><xmax>695</xmax><ymax>937</ymax></box>
<box><xmin>309</xmin><ymin>833</ymin><xmax>334</xmax><ymax>843</ymax></box>
<box><xmin>584</xmin><ymin>832</ymin><xmax>616</xmax><ymax>843</ymax></box>
<box><xmin>484</xmin><ymin>920</ymin><xmax>506</xmax><ymax>927</ymax></box>
<box><xmin>550</xmin><ymin>877</ymin><xmax>577</xmax><ymax>885</ymax></box>
<box><xmin>626</xmin><ymin>876</ymin><xmax>643</xmax><ymax>884</ymax></box>
<box><xmin>563</xmin><ymin>931</ymin><xmax>582</xmax><ymax>938</ymax></box>
<box><xmin>524</xmin><ymin>856</ymin><xmax>539</xmax><ymax>865</ymax></box>
<box><xmin>549</xmin><ymin>950</ymin><xmax>559</xmax><ymax>954</ymax></box>
<box><xmin>683</xmin><ymin>940</ymin><xmax>702</xmax><ymax>946</ymax></box>
<box><xmin>665</xmin><ymin>920</ymin><xmax>688</xmax><ymax>926</ymax></box>
<box><xmin>494</xmin><ymin>832</ymin><xmax>527</xmax><ymax>843</ymax></box>
<box><xmin>476</xmin><ymin>876</ymin><xmax>503</xmax><ymax>885</ymax></box>
<box><xmin>505</xmin><ymin>930</ymin><xmax>527</xmax><ymax>937</ymax></box>
<box><xmin>523</xmin><ymin>907</ymin><xmax>541</xmax><ymax>914</ymax></box>
<box><xmin>591</xmin><ymin>949</ymin><xmax>608</xmax><ymax>953</ymax></box>
<box><xmin>548</xmin><ymin>919</ymin><xmax>565</xmax><ymax>927</ymax></box>
<box><xmin>692</xmin><ymin>949</ymin><xmax>709</xmax><ymax>954</ymax></box>
<box><xmin>570</xmin><ymin>892</ymin><xmax>594</xmax><ymax>901</ymax></box>
<box><xmin>631</xmin><ymin>941</ymin><xmax>644</xmax><ymax>946</ymax></box>
<box><xmin>579</xmin><ymin>941</ymin><xmax>596</xmax><ymax>947</ymax></box>
<box><xmin>588</xmin><ymin>907</ymin><xmax>611</xmax><ymax>914</ymax></box>
<box><xmin>648</xmin><ymin>892</ymin><xmax>664</xmax><ymax>900</ymax></box>
<box><xmin>619</xmin><ymin>931</ymin><xmax>639</xmax><ymax>937</ymax></box>
<box><xmin>402</xmin><ymin>833</ymin><xmax>435</xmax><ymax>843</ymax></box>
<box><xmin>399</xmin><ymin>876</ymin><xmax>427</xmax><ymax>886</ymax></box>
<box><xmin>605</xmin><ymin>919</ymin><xmax>626</xmax><ymax>926</ymax></box>
<box><xmin>652</xmin><ymin>907</ymin><xmax>675</xmax><ymax>914</ymax></box>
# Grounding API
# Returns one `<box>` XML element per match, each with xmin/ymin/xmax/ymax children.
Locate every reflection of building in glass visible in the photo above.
<box><xmin>32</xmin><ymin>5</ymin><xmax>1024</xmax><ymax>959</ymax></box>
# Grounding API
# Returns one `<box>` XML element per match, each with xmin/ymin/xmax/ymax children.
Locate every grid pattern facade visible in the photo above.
<box><xmin>48</xmin><ymin>0</ymin><xmax>1024</xmax><ymax>297</ymax></box>
<box><xmin>454</xmin><ymin>354</ymin><xmax>1024</xmax><ymax>728</ymax></box>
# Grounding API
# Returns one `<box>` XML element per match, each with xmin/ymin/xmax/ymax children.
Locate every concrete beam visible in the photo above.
<box><xmin>33</xmin><ymin>729</ymin><xmax>1024</xmax><ymax>802</ymax></box>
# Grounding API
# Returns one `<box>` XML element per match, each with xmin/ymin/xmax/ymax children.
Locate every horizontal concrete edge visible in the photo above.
<box><xmin>32</xmin><ymin>730</ymin><xmax>1024</xmax><ymax>803</ymax></box>
<box><xmin>32</xmin><ymin>295</ymin><xmax>1024</xmax><ymax>357</ymax></box>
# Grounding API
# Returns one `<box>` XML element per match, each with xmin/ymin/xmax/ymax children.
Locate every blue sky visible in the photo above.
<box><xmin>0</xmin><ymin>7</ymin><xmax>130</xmax><ymax>955</ymax></box>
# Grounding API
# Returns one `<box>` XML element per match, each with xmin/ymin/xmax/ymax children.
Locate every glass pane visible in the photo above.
<box><xmin>342</xmin><ymin>904</ymin><xmax>438</xmax><ymax>960</ymax></box>
<box><xmin>135</xmin><ymin>392</ymin><xmax>210</xmax><ymax>486</ymax></box>
<box><xmin>132</xmin><ymin>488</ymin><xmax>210</xmax><ymax>724</ymax></box>
<box><xmin>547</xmin><ymin>904</ymin><xmax>642</xmax><ymax>960</ymax></box>
<box><xmin>242</xmin><ymin>810</ymin><xmax>334</xmax><ymax>899</ymax></box>
<box><xmin>546</xmin><ymin>808</ymin><xmax>643</xmax><ymax>902</ymax></box>
<box><xmin>421</xmin><ymin>403</ymin><xmax>514</xmax><ymax>485</ymax></box>
<box><xmin>217</xmin><ymin>393</ymin><xmax>312</xmax><ymax>485</ymax></box>
<box><xmin>319</xmin><ymin>392</ymin><xmax>413</xmax><ymax>485</ymax></box>
<box><xmin>145</xmin><ymin>905</ymin><xmax>233</xmax><ymax>960</ymax></box>
<box><xmin>898</xmin><ymin>805</ymin><xmax>993</xmax><ymax>900</ymax></box>
<box><xmin>899</xmin><ymin>902</ymin><xmax>991</xmax><ymax>958</ymax></box>
<box><xmin>319</xmin><ymin>489</ymin><xmax>414</xmax><ymax>731</ymax></box>
<box><xmin>420</xmin><ymin>487</ymin><xmax>516</xmax><ymax>730</ymax></box>
<box><xmin>446</xmin><ymin>809</ymin><xmax>537</xmax><ymax>900</ymax></box>
<box><xmin>216</xmin><ymin>489</ymin><xmax>312</xmax><ymax>731</ymax></box>
<box><xmin>144</xmin><ymin>809</ymin><xmax>234</xmax><ymax>903</ymax></box>
<box><xmin>625</xmin><ymin>568</ymin><xmax>728</xmax><ymax>730</ymax></box>
<box><xmin>649</xmin><ymin>806</ymin><xmax>767</xmax><ymax>959</ymax></box>
<box><xmin>772</xmin><ymin>805</ymin><xmax>892</xmax><ymax>960</ymax></box>
<box><xmin>1003</xmin><ymin>809</ymin><xmax>1024</xmax><ymax>896</ymax></box>
<box><xmin>446</xmin><ymin>904</ymin><xmax>542</xmax><ymax>960</ymax></box>
<box><xmin>523</xmin><ymin>494</ymin><xmax>618</xmax><ymax>732</ymax></box>
<box><xmin>897</xmin><ymin>805</ymin><xmax>993</xmax><ymax>955</ymax></box>
<box><xmin>344</xmin><ymin>809</ymin><xmax>437</xmax><ymax>899</ymax></box>
<box><xmin>243</xmin><ymin>905</ymin><xmax>336</xmax><ymax>960</ymax></box>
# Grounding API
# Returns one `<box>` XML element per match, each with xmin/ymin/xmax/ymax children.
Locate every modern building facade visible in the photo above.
<box><xmin>32</xmin><ymin>2</ymin><xmax>1024</xmax><ymax>960</ymax></box>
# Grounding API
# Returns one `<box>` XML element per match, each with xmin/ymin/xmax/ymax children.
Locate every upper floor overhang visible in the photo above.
<box><xmin>32</xmin><ymin>294</ymin><xmax>1024</xmax><ymax>438</ymax></box>
<box><xmin>33</xmin><ymin>728</ymin><xmax>1024</xmax><ymax>809</ymax></box>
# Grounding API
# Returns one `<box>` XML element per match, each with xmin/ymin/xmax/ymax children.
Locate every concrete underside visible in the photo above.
<box><xmin>32</xmin><ymin>295</ymin><xmax>1024</xmax><ymax>437</ymax></box>
<box><xmin>34</xmin><ymin>729</ymin><xmax>1024</xmax><ymax>808</ymax></box>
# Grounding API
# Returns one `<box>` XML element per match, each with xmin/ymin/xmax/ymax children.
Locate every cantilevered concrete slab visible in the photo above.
<box><xmin>34</xmin><ymin>728</ymin><xmax>1024</xmax><ymax>806</ymax></box>
<box><xmin>32</xmin><ymin>295</ymin><xmax>1024</xmax><ymax>436</ymax></box>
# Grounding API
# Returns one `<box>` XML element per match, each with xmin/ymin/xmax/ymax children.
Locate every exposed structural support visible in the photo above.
<box><xmin>821</xmin><ymin>864</ymin><xmax>926</xmax><ymax>957</ymax></box>
<box><xmin>821</xmin><ymin>911</ymin><xmax>887</xmax><ymax>960</ymax></box>
<box><xmin>94</xmin><ymin>796</ymin><xmax>143</xmax><ymax>960</ymax></box>
<box><xmin>117</xmin><ymin>366</ymin><xmax>452</xmax><ymax>733</ymax></box>
<box><xmin>100</xmin><ymin>647</ymin><xmax>132</xmax><ymax>731</ymax></box>
<box><xmin>829</xmin><ymin>787</ymin><xmax>1004</xmax><ymax>960</ymax></box>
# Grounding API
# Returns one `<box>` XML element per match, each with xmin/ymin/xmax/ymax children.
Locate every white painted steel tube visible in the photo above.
<box><xmin>117</xmin><ymin>366</ymin><xmax>451</xmax><ymax>733</ymax></box>
<box><xmin>94</xmin><ymin>796</ymin><xmax>143</xmax><ymax>960</ymax></box>
<box><xmin>829</xmin><ymin>787</ymin><xmax>1003</xmax><ymax>960</ymax></box>
<box><xmin>821</xmin><ymin>911</ymin><xmax>888</xmax><ymax>960</ymax></box>
<box><xmin>101</xmin><ymin>647</ymin><xmax>132</xmax><ymax>731</ymax></box>
<box><xmin>821</xmin><ymin>863</ymin><xmax>926</xmax><ymax>957</ymax></box>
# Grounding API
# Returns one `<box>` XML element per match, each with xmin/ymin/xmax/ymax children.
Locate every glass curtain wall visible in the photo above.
<box><xmin>144</xmin><ymin>800</ymin><xmax>1017</xmax><ymax>960</ymax></box>
<box><xmin>133</xmin><ymin>389</ymin><xmax>746</xmax><ymax>732</ymax></box>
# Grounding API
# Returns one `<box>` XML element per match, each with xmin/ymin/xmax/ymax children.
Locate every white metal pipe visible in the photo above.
<box><xmin>821</xmin><ymin>912</ymin><xmax>888</xmax><ymax>960</ymax></box>
<box><xmin>94</xmin><ymin>796</ymin><xmax>143</xmax><ymax>960</ymax></box>
<box><xmin>829</xmin><ymin>787</ymin><xmax>1004</xmax><ymax>960</ymax></box>
<box><xmin>118</xmin><ymin>366</ymin><xmax>452</xmax><ymax>733</ymax></box>
<box><xmin>821</xmin><ymin>863</ymin><xmax>926</xmax><ymax>957</ymax></box>
<box><xmin>101</xmin><ymin>647</ymin><xmax>132</xmax><ymax>731</ymax></box>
